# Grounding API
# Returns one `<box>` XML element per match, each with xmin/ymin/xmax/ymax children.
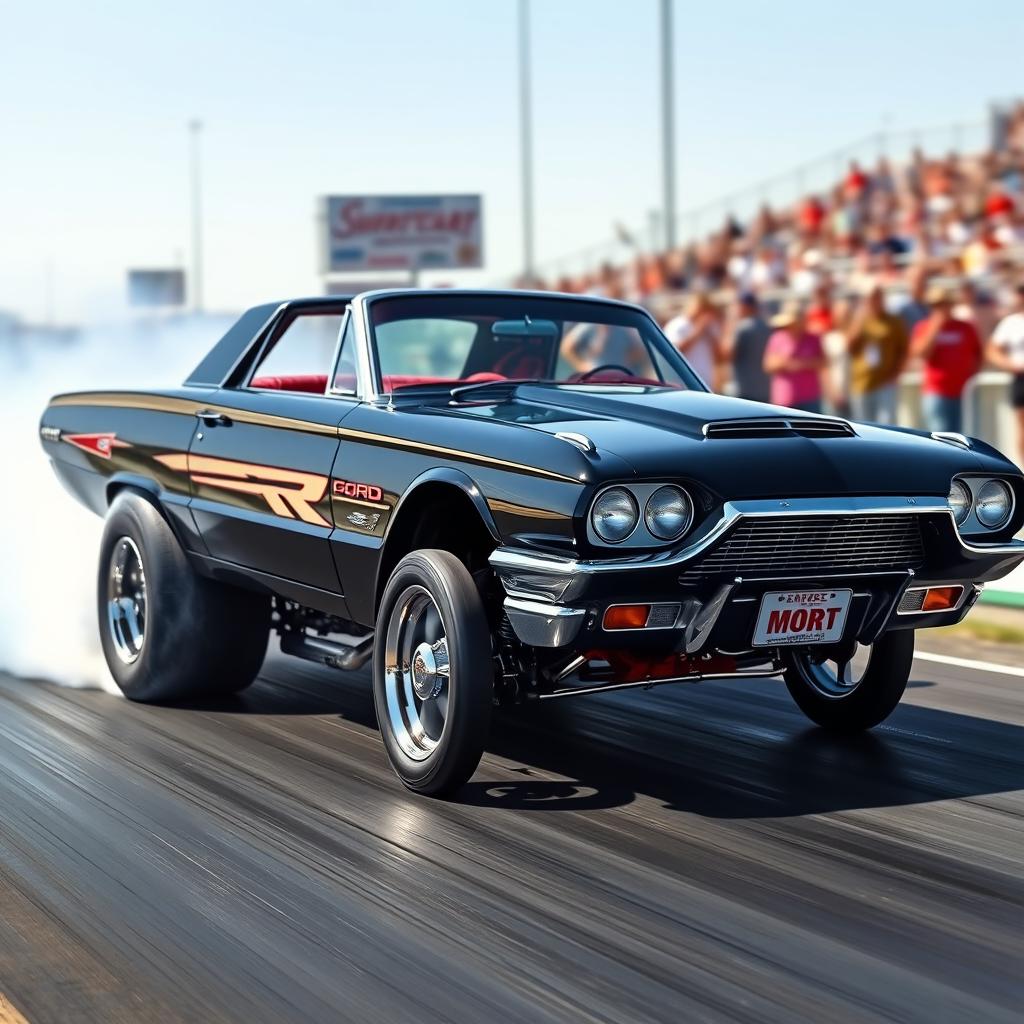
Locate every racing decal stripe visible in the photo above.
<box><xmin>155</xmin><ymin>453</ymin><xmax>331</xmax><ymax>527</ymax></box>
<box><xmin>336</xmin><ymin>426</ymin><xmax>580</xmax><ymax>482</ymax></box>
<box><xmin>61</xmin><ymin>432</ymin><xmax>131</xmax><ymax>459</ymax></box>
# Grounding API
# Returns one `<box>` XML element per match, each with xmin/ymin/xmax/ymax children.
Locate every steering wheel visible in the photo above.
<box><xmin>575</xmin><ymin>364</ymin><xmax>634</xmax><ymax>382</ymax></box>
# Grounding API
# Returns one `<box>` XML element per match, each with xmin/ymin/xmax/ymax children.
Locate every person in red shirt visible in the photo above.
<box><xmin>910</xmin><ymin>284</ymin><xmax>982</xmax><ymax>433</ymax></box>
<box><xmin>805</xmin><ymin>281</ymin><xmax>835</xmax><ymax>336</ymax></box>
<box><xmin>984</xmin><ymin>185</ymin><xmax>1016</xmax><ymax>220</ymax></box>
<box><xmin>797</xmin><ymin>195</ymin><xmax>826</xmax><ymax>237</ymax></box>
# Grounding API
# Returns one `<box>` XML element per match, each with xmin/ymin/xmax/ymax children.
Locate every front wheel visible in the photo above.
<box><xmin>782</xmin><ymin>630</ymin><xmax>914</xmax><ymax>733</ymax></box>
<box><xmin>373</xmin><ymin>550</ymin><xmax>493</xmax><ymax>797</ymax></box>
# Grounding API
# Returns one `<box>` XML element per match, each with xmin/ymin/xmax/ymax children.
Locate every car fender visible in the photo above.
<box><xmin>390</xmin><ymin>467</ymin><xmax>502</xmax><ymax>544</ymax></box>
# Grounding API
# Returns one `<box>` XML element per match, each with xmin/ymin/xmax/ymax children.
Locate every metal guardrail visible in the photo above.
<box><xmin>899</xmin><ymin>369</ymin><xmax>1016</xmax><ymax>459</ymax></box>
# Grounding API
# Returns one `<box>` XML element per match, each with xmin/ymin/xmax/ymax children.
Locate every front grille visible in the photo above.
<box><xmin>680</xmin><ymin>514</ymin><xmax>925</xmax><ymax>582</ymax></box>
<box><xmin>703</xmin><ymin>417</ymin><xmax>855</xmax><ymax>439</ymax></box>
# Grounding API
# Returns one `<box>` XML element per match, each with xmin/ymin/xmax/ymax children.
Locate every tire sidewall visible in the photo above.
<box><xmin>97</xmin><ymin>490</ymin><xmax>270</xmax><ymax>702</ymax></box>
<box><xmin>98</xmin><ymin>492</ymin><xmax>185</xmax><ymax>700</ymax></box>
<box><xmin>373</xmin><ymin>550</ymin><xmax>492</xmax><ymax>794</ymax></box>
<box><xmin>784</xmin><ymin>629</ymin><xmax>914</xmax><ymax>732</ymax></box>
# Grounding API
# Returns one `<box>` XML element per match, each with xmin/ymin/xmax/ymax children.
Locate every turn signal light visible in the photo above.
<box><xmin>921</xmin><ymin>586</ymin><xmax>963</xmax><ymax>612</ymax></box>
<box><xmin>603</xmin><ymin>605</ymin><xmax>651</xmax><ymax>630</ymax></box>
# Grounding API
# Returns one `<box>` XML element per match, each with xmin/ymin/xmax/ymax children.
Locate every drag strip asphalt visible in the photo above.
<box><xmin>0</xmin><ymin>649</ymin><xmax>1021</xmax><ymax>1023</ymax></box>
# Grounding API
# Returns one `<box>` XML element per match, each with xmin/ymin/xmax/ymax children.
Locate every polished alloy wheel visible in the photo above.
<box><xmin>383</xmin><ymin>585</ymin><xmax>451</xmax><ymax>761</ymax></box>
<box><xmin>791</xmin><ymin>642</ymin><xmax>873</xmax><ymax>699</ymax></box>
<box><xmin>107</xmin><ymin>536</ymin><xmax>147</xmax><ymax>664</ymax></box>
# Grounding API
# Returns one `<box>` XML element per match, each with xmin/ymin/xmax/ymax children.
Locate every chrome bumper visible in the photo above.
<box><xmin>490</xmin><ymin>495</ymin><xmax>1024</xmax><ymax>648</ymax></box>
<box><xmin>504</xmin><ymin>597</ymin><xmax>586</xmax><ymax>648</ymax></box>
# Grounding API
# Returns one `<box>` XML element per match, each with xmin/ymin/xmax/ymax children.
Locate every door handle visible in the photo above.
<box><xmin>195</xmin><ymin>409</ymin><xmax>231</xmax><ymax>427</ymax></box>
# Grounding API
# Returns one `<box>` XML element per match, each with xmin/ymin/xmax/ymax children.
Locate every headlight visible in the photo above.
<box><xmin>591</xmin><ymin>487</ymin><xmax>639</xmax><ymax>543</ymax></box>
<box><xmin>976</xmin><ymin>479</ymin><xmax>1013</xmax><ymax>529</ymax></box>
<box><xmin>948</xmin><ymin>480</ymin><xmax>972</xmax><ymax>525</ymax></box>
<box><xmin>644</xmin><ymin>485</ymin><xmax>693</xmax><ymax>541</ymax></box>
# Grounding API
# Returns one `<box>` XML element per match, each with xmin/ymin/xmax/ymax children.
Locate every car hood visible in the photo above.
<box><xmin>447</xmin><ymin>385</ymin><xmax>1010</xmax><ymax>498</ymax></box>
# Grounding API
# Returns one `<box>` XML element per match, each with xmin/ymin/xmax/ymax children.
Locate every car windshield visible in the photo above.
<box><xmin>365</xmin><ymin>293</ymin><xmax>703</xmax><ymax>393</ymax></box>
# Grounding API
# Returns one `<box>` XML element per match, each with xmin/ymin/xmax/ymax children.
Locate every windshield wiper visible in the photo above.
<box><xmin>449</xmin><ymin>378</ymin><xmax>545</xmax><ymax>401</ymax></box>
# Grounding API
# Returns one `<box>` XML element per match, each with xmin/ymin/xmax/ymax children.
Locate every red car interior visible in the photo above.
<box><xmin>249</xmin><ymin>372</ymin><xmax>508</xmax><ymax>394</ymax></box>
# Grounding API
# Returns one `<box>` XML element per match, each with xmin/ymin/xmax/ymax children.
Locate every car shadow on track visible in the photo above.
<box><xmin>157</xmin><ymin>656</ymin><xmax>1024</xmax><ymax>820</ymax></box>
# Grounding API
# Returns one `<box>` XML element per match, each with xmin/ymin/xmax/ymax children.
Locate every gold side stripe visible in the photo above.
<box><xmin>487</xmin><ymin>498</ymin><xmax>571</xmax><ymax>520</ymax></box>
<box><xmin>48</xmin><ymin>392</ymin><xmax>338</xmax><ymax>436</ymax></box>
<box><xmin>336</xmin><ymin>426</ymin><xmax>580</xmax><ymax>482</ymax></box>
<box><xmin>49</xmin><ymin>392</ymin><xmax>581</xmax><ymax>482</ymax></box>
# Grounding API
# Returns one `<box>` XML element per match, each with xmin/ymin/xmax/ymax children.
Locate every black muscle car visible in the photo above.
<box><xmin>40</xmin><ymin>289</ymin><xmax>1024</xmax><ymax>795</ymax></box>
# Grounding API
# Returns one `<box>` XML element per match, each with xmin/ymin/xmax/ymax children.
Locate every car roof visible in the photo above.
<box><xmin>185</xmin><ymin>289</ymin><xmax>655</xmax><ymax>388</ymax></box>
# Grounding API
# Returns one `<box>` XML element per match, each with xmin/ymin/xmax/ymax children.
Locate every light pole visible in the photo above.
<box><xmin>660</xmin><ymin>0</ymin><xmax>676</xmax><ymax>251</ymax></box>
<box><xmin>189</xmin><ymin>119</ymin><xmax>204</xmax><ymax>313</ymax></box>
<box><xmin>518</xmin><ymin>0</ymin><xmax>535</xmax><ymax>284</ymax></box>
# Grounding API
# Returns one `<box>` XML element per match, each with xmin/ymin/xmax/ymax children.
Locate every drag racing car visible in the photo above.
<box><xmin>40</xmin><ymin>289</ymin><xmax>1024</xmax><ymax>795</ymax></box>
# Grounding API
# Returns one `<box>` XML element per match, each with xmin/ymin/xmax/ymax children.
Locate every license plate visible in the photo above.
<box><xmin>752</xmin><ymin>589</ymin><xmax>852</xmax><ymax>646</ymax></box>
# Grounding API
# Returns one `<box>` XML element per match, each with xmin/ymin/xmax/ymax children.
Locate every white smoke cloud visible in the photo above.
<box><xmin>0</xmin><ymin>314</ymin><xmax>232</xmax><ymax>689</ymax></box>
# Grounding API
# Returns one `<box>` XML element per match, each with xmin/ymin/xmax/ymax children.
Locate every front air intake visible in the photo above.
<box><xmin>702</xmin><ymin>417</ymin><xmax>855</xmax><ymax>439</ymax></box>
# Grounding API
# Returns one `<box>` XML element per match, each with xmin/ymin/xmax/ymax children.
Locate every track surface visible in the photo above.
<box><xmin>0</xmin><ymin>651</ymin><xmax>1021</xmax><ymax>1023</ymax></box>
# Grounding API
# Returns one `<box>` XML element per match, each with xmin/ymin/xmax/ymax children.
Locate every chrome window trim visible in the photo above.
<box><xmin>350</xmin><ymin>295</ymin><xmax>381</xmax><ymax>402</ymax></box>
<box><xmin>240</xmin><ymin>304</ymin><xmax>357</xmax><ymax>401</ymax></box>
<box><xmin>221</xmin><ymin>302</ymin><xmax>290</xmax><ymax>387</ymax></box>
<box><xmin>326</xmin><ymin>307</ymin><xmax>356</xmax><ymax>397</ymax></box>
<box><xmin>355</xmin><ymin>287</ymin><xmax>707</xmax><ymax>398</ymax></box>
<box><xmin>490</xmin><ymin>495</ymin><xmax>1024</xmax><ymax>583</ymax></box>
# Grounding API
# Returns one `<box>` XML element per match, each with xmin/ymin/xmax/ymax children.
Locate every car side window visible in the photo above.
<box><xmin>249</xmin><ymin>312</ymin><xmax>345</xmax><ymax>394</ymax></box>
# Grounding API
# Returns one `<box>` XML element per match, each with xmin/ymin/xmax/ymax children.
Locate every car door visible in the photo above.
<box><xmin>185</xmin><ymin>307</ymin><xmax>357</xmax><ymax>593</ymax></box>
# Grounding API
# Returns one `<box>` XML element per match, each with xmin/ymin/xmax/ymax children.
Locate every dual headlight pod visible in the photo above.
<box><xmin>591</xmin><ymin>484</ymin><xmax>693</xmax><ymax>544</ymax></box>
<box><xmin>947</xmin><ymin>478</ymin><xmax>1014</xmax><ymax>530</ymax></box>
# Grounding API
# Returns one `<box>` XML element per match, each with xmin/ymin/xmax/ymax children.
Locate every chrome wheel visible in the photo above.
<box><xmin>107</xmin><ymin>536</ymin><xmax>146</xmax><ymax>664</ymax></box>
<box><xmin>383</xmin><ymin>586</ymin><xmax>450</xmax><ymax>761</ymax></box>
<box><xmin>791</xmin><ymin>642</ymin><xmax>873</xmax><ymax>699</ymax></box>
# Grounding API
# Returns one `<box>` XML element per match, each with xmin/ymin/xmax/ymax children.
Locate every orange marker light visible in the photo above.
<box><xmin>921</xmin><ymin>586</ymin><xmax>963</xmax><ymax>612</ymax></box>
<box><xmin>603</xmin><ymin>605</ymin><xmax>651</xmax><ymax>630</ymax></box>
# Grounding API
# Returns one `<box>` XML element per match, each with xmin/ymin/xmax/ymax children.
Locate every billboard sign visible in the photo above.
<box><xmin>324</xmin><ymin>194</ymin><xmax>483</xmax><ymax>273</ymax></box>
<box><xmin>127</xmin><ymin>269</ymin><xmax>186</xmax><ymax>307</ymax></box>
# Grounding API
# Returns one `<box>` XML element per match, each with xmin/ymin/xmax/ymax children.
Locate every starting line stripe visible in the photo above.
<box><xmin>914</xmin><ymin>649</ymin><xmax>1024</xmax><ymax>679</ymax></box>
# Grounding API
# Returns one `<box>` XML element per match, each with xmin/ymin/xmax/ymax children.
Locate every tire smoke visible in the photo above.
<box><xmin>0</xmin><ymin>316</ymin><xmax>230</xmax><ymax>689</ymax></box>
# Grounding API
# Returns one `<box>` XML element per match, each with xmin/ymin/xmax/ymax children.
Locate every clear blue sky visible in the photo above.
<box><xmin>2</xmin><ymin>0</ymin><xmax>1022</xmax><ymax>323</ymax></box>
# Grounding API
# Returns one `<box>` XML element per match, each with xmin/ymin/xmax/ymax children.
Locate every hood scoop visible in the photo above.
<box><xmin>702</xmin><ymin>417</ymin><xmax>856</xmax><ymax>439</ymax></box>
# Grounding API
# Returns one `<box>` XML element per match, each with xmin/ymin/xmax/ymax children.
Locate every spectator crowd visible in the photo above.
<box><xmin>527</xmin><ymin>101</ymin><xmax>1024</xmax><ymax>462</ymax></box>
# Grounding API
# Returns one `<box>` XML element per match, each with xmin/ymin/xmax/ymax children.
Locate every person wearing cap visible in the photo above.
<box><xmin>910</xmin><ymin>284</ymin><xmax>982</xmax><ymax>433</ymax></box>
<box><xmin>844</xmin><ymin>283</ymin><xmax>909</xmax><ymax>424</ymax></box>
<box><xmin>762</xmin><ymin>301</ymin><xmax>830</xmax><ymax>414</ymax></box>
<box><xmin>985</xmin><ymin>282</ymin><xmax>1024</xmax><ymax>465</ymax></box>
<box><xmin>724</xmin><ymin>292</ymin><xmax>771</xmax><ymax>403</ymax></box>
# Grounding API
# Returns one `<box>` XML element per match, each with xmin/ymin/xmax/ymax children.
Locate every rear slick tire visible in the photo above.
<box><xmin>783</xmin><ymin>629</ymin><xmax>914</xmax><ymax>733</ymax></box>
<box><xmin>98</xmin><ymin>490</ymin><xmax>270</xmax><ymax>702</ymax></box>
<box><xmin>373</xmin><ymin>549</ymin><xmax>493</xmax><ymax>797</ymax></box>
